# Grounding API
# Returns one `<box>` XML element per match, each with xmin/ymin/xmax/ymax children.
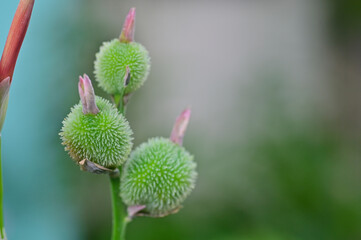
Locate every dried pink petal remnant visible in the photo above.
<box><xmin>127</xmin><ymin>205</ymin><xmax>146</xmax><ymax>218</ymax></box>
<box><xmin>78</xmin><ymin>74</ymin><xmax>99</xmax><ymax>115</ymax></box>
<box><xmin>170</xmin><ymin>108</ymin><xmax>191</xmax><ymax>146</ymax></box>
<box><xmin>119</xmin><ymin>8</ymin><xmax>136</xmax><ymax>43</ymax></box>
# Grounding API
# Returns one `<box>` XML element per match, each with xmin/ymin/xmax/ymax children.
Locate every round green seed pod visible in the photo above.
<box><xmin>94</xmin><ymin>39</ymin><xmax>150</xmax><ymax>95</ymax></box>
<box><xmin>121</xmin><ymin>137</ymin><xmax>197</xmax><ymax>216</ymax></box>
<box><xmin>60</xmin><ymin>96</ymin><xmax>133</xmax><ymax>168</ymax></box>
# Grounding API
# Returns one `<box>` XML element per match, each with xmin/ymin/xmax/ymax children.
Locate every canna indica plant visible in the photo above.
<box><xmin>61</xmin><ymin>74</ymin><xmax>133</xmax><ymax>168</ymax></box>
<box><xmin>0</xmin><ymin>0</ymin><xmax>34</xmax><ymax>238</ymax></box>
<box><xmin>59</xmin><ymin>8</ymin><xmax>197</xmax><ymax>240</ymax></box>
<box><xmin>94</xmin><ymin>8</ymin><xmax>150</xmax><ymax>98</ymax></box>
<box><xmin>121</xmin><ymin>109</ymin><xmax>197</xmax><ymax>217</ymax></box>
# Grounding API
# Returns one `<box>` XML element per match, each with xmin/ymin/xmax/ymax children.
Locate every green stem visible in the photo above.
<box><xmin>112</xmin><ymin>93</ymin><xmax>127</xmax><ymax>115</ymax></box>
<box><xmin>109</xmin><ymin>173</ymin><xmax>127</xmax><ymax>240</ymax></box>
<box><xmin>109</xmin><ymin>96</ymin><xmax>131</xmax><ymax>240</ymax></box>
<box><xmin>121</xmin><ymin>217</ymin><xmax>131</xmax><ymax>240</ymax></box>
<box><xmin>0</xmin><ymin>135</ymin><xmax>4</xmax><ymax>239</ymax></box>
<box><xmin>112</xmin><ymin>94</ymin><xmax>122</xmax><ymax>110</ymax></box>
<box><xmin>118</xmin><ymin>98</ymin><xmax>125</xmax><ymax>115</ymax></box>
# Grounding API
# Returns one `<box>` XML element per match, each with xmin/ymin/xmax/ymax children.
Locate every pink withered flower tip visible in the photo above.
<box><xmin>170</xmin><ymin>108</ymin><xmax>191</xmax><ymax>146</ymax></box>
<box><xmin>119</xmin><ymin>8</ymin><xmax>136</xmax><ymax>43</ymax></box>
<box><xmin>78</xmin><ymin>74</ymin><xmax>99</xmax><ymax>115</ymax></box>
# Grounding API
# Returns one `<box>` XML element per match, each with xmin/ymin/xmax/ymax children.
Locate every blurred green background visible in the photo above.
<box><xmin>1</xmin><ymin>0</ymin><xmax>361</xmax><ymax>239</ymax></box>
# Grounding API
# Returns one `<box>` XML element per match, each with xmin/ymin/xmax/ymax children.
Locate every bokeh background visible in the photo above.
<box><xmin>1</xmin><ymin>0</ymin><xmax>361</xmax><ymax>239</ymax></box>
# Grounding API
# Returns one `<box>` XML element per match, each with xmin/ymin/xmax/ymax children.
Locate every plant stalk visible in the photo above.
<box><xmin>109</xmin><ymin>97</ymin><xmax>131</xmax><ymax>240</ymax></box>
<box><xmin>0</xmin><ymin>135</ymin><xmax>4</xmax><ymax>239</ymax></box>
<box><xmin>112</xmin><ymin>93</ymin><xmax>127</xmax><ymax>115</ymax></box>
<box><xmin>109</xmin><ymin>172</ymin><xmax>126</xmax><ymax>240</ymax></box>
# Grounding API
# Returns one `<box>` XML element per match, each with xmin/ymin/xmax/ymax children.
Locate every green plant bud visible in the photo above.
<box><xmin>121</xmin><ymin>137</ymin><xmax>197</xmax><ymax>216</ymax></box>
<box><xmin>94</xmin><ymin>39</ymin><xmax>150</xmax><ymax>95</ymax></box>
<box><xmin>60</xmin><ymin>96</ymin><xmax>133</xmax><ymax>168</ymax></box>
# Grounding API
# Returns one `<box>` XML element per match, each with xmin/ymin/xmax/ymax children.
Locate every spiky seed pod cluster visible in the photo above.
<box><xmin>60</xmin><ymin>96</ymin><xmax>133</xmax><ymax>168</ymax></box>
<box><xmin>94</xmin><ymin>39</ymin><xmax>150</xmax><ymax>95</ymax></box>
<box><xmin>121</xmin><ymin>137</ymin><xmax>197</xmax><ymax>216</ymax></box>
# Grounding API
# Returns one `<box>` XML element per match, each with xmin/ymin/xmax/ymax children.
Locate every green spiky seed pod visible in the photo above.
<box><xmin>60</xmin><ymin>96</ymin><xmax>133</xmax><ymax>168</ymax></box>
<box><xmin>94</xmin><ymin>39</ymin><xmax>150</xmax><ymax>95</ymax></box>
<box><xmin>121</xmin><ymin>137</ymin><xmax>197</xmax><ymax>216</ymax></box>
